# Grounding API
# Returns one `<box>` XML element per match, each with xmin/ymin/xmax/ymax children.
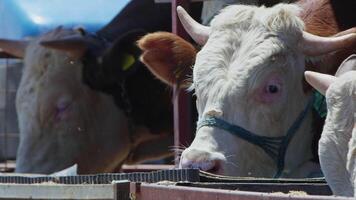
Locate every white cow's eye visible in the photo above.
<box><xmin>267</xmin><ymin>84</ymin><xmax>280</xmax><ymax>94</ymax></box>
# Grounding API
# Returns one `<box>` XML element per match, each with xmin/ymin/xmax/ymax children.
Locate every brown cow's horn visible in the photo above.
<box><xmin>0</xmin><ymin>39</ymin><xmax>28</xmax><ymax>58</ymax></box>
<box><xmin>177</xmin><ymin>6</ymin><xmax>211</xmax><ymax>46</ymax></box>
<box><xmin>40</xmin><ymin>35</ymin><xmax>89</xmax><ymax>59</ymax></box>
<box><xmin>301</xmin><ymin>31</ymin><xmax>356</xmax><ymax>56</ymax></box>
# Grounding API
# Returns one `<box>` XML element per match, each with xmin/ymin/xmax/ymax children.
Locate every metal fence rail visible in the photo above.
<box><xmin>134</xmin><ymin>183</ymin><xmax>352</xmax><ymax>200</ymax></box>
<box><xmin>0</xmin><ymin>53</ymin><xmax>21</xmax><ymax>171</ymax></box>
<box><xmin>0</xmin><ymin>168</ymin><xmax>348</xmax><ymax>200</ymax></box>
<box><xmin>0</xmin><ymin>182</ymin><xmax>131</xmax><ymax>200</ymax></box>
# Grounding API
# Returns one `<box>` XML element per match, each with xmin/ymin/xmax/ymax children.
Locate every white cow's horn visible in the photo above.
<box><xmin>40</xmin><ymin>35</ymin><xmax>89</xmax><ymax>59</ymax></box>
<box><xmin>177</xmin><ymin>6</ymin><xmax>211</xmax><ymax>46</ymax></box>
<box><xmin>301</xmin><ymin>31</ymin><xmax>356</xmax><ymax>56</ymax></box>
<box><xmin>304</xmin><ymin>71</ymin><xmax>336</xmax><ymax>95</ymax></box>
<box><xmin>0</xmin><ymin>39</ymin><xmax>28</xmax><ymax>58</ymax></box>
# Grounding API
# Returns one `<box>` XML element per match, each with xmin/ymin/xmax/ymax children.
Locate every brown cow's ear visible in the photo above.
<box><xmin>138</xmin><ymin>32</ymin><xmax>197</xmax><ymax>88</ymax></box>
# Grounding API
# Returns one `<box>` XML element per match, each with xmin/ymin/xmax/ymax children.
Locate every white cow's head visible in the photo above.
<box><xmin>176</xmin><ymin>4</ymin><xmax>356</xmax><ymax>177</ymax></box>
<box><xmin>0</xmin><ymin>27</ymin><xmax>130</xmax><ymax>174</ymax></box>
<box><xmin>305</xmin><ymin>56</ymin><xmax>356</xmax><ymax>196</ymax></box>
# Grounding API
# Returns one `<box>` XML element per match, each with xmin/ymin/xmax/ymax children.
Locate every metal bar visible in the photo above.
<box><xmin>3</xmin><ymin>59</ymin><xmax>8</xmax><ymax>173</ymax></box>
<box><xmin>120</xmin><ymin>164</ymin><xmax>174</xmax><ymax>173</ymax></box>
<box><xmin>134</xmin><ymin>183</ymin><xmax>353</xmax><ymax>200</ymax></box>
<box><xmin>177</xmin><ymin>182</ymin><xmax>332</xmax><ymax>196</ymax></box>
<box><xmin>114</xmin><ymin>181</ymin><xmax>131</xmax><ymax>200</ymax></box>
<box><xmin>0</xmin><ymin>160</ymin><xmax>15</xmax><ymax>172</ymax></box>
<box><xmin>172</xmin><ymin>0</ymin><xmax>193</xmax><ymax>167</ymax></box>
<box><xmin>0</xmin><ymin>169</ymin><xmax>201</xmax><ymax>184</ymax></box>
<box><xmin>0</xmin><ymin>183</ymin><xmax>117</xmax><ymax>200</ymax></box>
<box><xmin>0</xmin><ymin>51</ymin><xmax>16</xmax><ymax>58</ymax></box>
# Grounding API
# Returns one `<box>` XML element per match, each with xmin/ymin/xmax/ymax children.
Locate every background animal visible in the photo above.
<box><xmin>0</xmin><ymin>28</ymin><xmax>132</xmax><ymax>174</ymax></box>
<box><xmin>139</xmin><ymin>2</ymin><xmax>356</xmax><ymax>178</ymax></box>
<box><xmin>0</xmin><ymin>0</ymin><xmax>191</xmax><ymax>174</ymax></box>
<box><xmin>305</xmin><ymin>56</ymin><xmax>356</xmax><ymax>196</ymax></box>
<box><xmin>34</xmin><ymin>0</ymin><xmax>202</xmax><ymax>173</ymax></box>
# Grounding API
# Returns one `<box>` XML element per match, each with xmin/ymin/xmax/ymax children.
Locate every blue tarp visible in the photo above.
<box><xmin>0</xmin><ymin>0</ymin><xmax>130</xmax><ymax>39</ymax></box>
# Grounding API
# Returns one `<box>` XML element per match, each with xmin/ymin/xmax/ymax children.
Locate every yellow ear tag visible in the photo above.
<box><xmin>121</xmin><ymin>53</ymin><xmax>135</xmax><ymax>71</ymax></box>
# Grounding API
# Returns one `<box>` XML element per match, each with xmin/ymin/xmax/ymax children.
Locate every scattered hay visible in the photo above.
<box><xmin>271</xmin><ymin>190</ymin><xmax>308</xmax><ymax>196</ymax></box>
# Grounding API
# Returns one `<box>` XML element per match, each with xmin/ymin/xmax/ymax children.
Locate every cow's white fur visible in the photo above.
<box><xmin>316</xmin><ymin>59</ymin><xmax>356</xmax><ymax>196</ymax></box>
<box><xmin>180</xmin><ymin>4</ymin><xmax>319</xmax><ymax>177</ymax></box>
<box><xmin>15</xmin><ymin>28</ymin><xmax>131</xmax><ymax>173</ymax></box>
<box><xmin>11</xmin><ymin>27</ymin><xmax>175</xmax><ymax>174</ymax></box>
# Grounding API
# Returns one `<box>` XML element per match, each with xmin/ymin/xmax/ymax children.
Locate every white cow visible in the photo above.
<box><xmin>0</xmin><ymin>27</ymin><xmax>172</xmax><ymax>174</ymax></box>
<box><xmin>305</xmin><ymin>55</ymin><xmax>356</xmax><ymax>196</ymax></box>
<box><xmin>174</xmin><ymin>4</ymin><xmax>356</xmax><ymax>177</ymax></box>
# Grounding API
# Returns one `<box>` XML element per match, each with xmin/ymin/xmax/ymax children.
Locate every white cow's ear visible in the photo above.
<box><xmin>304</xmin><ymin>71</ymin><xmax>336</xmax><ymax>95</ymax></box>
<box><xmin>335</xmin><ymin>55</ymin><xmax>356</xmax><ymax>77</ymax></box>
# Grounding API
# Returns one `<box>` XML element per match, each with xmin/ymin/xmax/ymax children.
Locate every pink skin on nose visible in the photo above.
<box><xmin>255</xmin><ymin>75</ymin><xmax>283</xmax><ymax>104</ymax></box>
<box><xmin>180</xmin><ymin>157</ymin><xmax>216</xmax><ymax>171</ymax></box>
<box><xmin>179</xmin><ymin>151</ymin><xmax>224</xmax><ymax>174</ymax></box>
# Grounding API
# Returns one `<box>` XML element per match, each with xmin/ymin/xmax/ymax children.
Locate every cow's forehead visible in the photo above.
<box><xmin>210</xmin><ymin>4</ymin><xmax>303</xmax><ymax>34</ymax></box>
<box><xmin>25</xmin><ymin>29</ymin><xmax>82</xmax><ymax>69</ymax></box>
<box><xmin>192</xmin><ymin>4</ymin><xmax>304</xmax><ymax>91</ymax></box>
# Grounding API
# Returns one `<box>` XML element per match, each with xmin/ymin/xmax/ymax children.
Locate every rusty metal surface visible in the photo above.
<box><xmin>177</xmin><ymin>182</ymin><xmax>332</xmax><ymax>196</ymax></box>
<box><xmin>134</xmin><ymin>183</ymin><xmax>352</xmax><ymax>200</ymax></box>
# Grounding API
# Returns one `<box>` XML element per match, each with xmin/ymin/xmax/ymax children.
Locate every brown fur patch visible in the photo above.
<box><xmin>298</xmin><ymin>0</ymin><xmax>356</xmax><ymax>92</ymax></box>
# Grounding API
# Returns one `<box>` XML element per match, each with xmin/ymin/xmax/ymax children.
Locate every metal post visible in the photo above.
<box><xmin>171</xmin><ymin>0</ymin><xmax>193</xmax><ymax>167</ymax></box>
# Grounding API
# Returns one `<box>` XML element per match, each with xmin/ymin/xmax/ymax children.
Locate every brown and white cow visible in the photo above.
<box><xmin>0</xmin><ymin>27</ymin><xmax>173</xmax><ymax>174</ymax></box>
<box><xmin>139</xmin><ymin>2</ymin><xmax>356</xmax><ymax>177</ymax></box>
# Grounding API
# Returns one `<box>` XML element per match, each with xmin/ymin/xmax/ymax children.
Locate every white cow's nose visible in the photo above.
<box><xmin>179</xmin><ymin>149</ymin><xmax>225</xmax><ymax>174</ymax></box>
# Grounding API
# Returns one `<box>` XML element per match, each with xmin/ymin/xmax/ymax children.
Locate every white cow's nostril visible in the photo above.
<box><xmin>179</xmin><ymin>149</ymin><xmax>225</xmax><ymax>174</ymax></box>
